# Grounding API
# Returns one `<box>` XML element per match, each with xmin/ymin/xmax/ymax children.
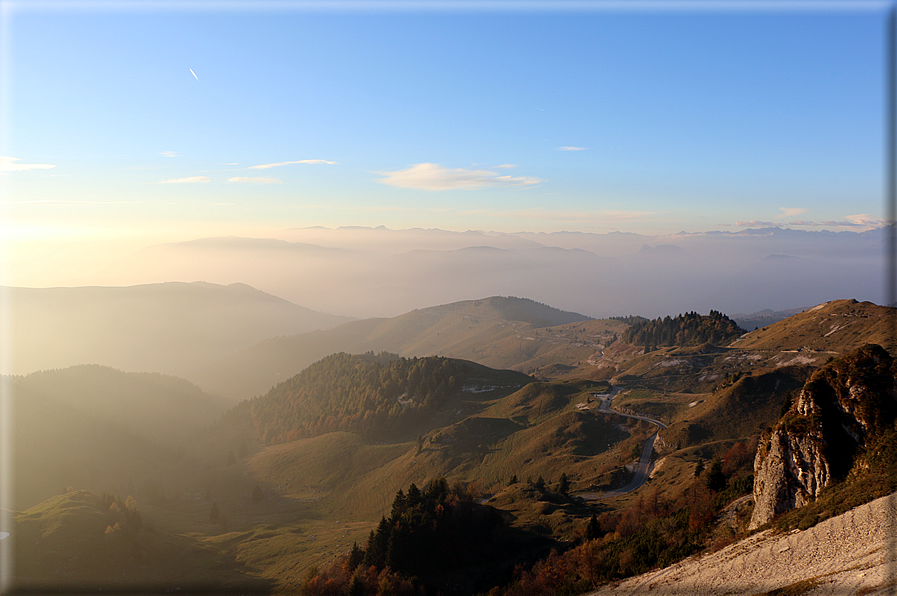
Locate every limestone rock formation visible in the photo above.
<box><xmin>749</xmin><ymin>344</ymin><xmax>896</xmax><ymax>529</ymax></box>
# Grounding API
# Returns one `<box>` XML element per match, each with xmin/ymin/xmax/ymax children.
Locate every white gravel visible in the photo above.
<box><xmin>585</xmin><ymin>492</ymin><xmax>897</xmax><ymax>596</ymax></box>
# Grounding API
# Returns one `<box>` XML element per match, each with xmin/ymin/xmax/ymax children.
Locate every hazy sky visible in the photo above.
<box><xmin>0</xmin><ymin>1</ymin><xmax>889</xmax><ymax>255</ymax></box>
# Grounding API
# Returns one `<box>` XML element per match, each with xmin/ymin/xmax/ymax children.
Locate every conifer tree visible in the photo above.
<box><xmin>585</xmin><ymin>513</ymin><xmax>600</xmax><ymax>541</ymax></box>
<box><xmin>558</xmin><ymin>473</ymin><xmax>570</xmax><ymax>495</ymax></box>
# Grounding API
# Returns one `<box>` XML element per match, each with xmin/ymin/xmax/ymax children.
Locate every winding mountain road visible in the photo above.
<box><xmin>576</xmin><ymin>386</ymin><xmax>667</xmax><ymax>501</ymax></box>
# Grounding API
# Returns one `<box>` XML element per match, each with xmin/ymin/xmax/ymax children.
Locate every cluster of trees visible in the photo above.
<box><xmin>94</xmin><ymin>492</ymin><xmax>142</xmax><ymax>534</ymax></box>
<box><xmin>300</xmin><ymin>479</ymin><xmax>549</xmax><ymax>595</ymax></box>
<box><xmin>299</xmin><ymin>441</ymin><xmax>756</xmax><ymax>595</ymax></box>
<box><xmin>251</xmin><ymin>353</ymin><xmax>470</xmax><ymax>444</ymax></box>
<box><xmin>622</xmin><ymin>310</ymin><xmax>745</xmax><ymax>349</ymax></box>
<box><xmin>609</xmin><ymin>315</ymin><xmax>649</xmax><ymax>326</ymax></box>
<box><xmin>93</xmin><ymin>492</ymin><xmax>143</xmax><ymax>561</ymax></box>
<box><xmin>498</xmin><ymin>442</ymin><xmax>756</xmax><ymax>595</ymax></box>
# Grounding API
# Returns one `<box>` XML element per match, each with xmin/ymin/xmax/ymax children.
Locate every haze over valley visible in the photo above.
<box><xmin>2</xmin><ymin>3</ymin><xmax>894</xmax><ymax>595</ymax></box>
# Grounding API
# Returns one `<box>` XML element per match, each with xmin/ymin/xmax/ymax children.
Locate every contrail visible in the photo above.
<box><xmin>189</xmin><ymin>68</ymin><xmax>199</xmax><ymax>81</ymax></box>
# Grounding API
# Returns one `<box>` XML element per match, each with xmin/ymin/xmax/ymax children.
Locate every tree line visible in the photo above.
<box><xmin>300</xmin><ymin>478</ymin><xmax>551</xmax><ymax>595</ymax></box>
<box><xmin>622</xmin><ymin>310</ymin><xmax>745</xmax><ymax>349</ymax></box>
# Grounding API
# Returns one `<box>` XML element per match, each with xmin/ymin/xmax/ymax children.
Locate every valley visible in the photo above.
<box><xmin>4</xmin><ymin>292</ymin><xmax>895</xmax><ymax>595</ymax></box>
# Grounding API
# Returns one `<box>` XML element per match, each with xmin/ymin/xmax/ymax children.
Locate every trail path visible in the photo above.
<box><xmin>576</xmin><ymin>386</ymin><xmax>666</xmax><ymax>501</ymax></box>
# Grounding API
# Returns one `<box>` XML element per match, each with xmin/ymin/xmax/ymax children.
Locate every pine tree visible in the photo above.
<box><xmin>705</xmin><ymin>458</ymin><xmax>726</xmax><ymax>493</ymax></box>
<box><xmin>585</xmin><ymin>513</ymin><xmax>600</xmax><ymax>541</ymax></box>
<box><xmin>558</xmin><ymin>473</ymin><xmax>570</xmax><ymax>495</ymax></box>
<box><xmin>347</xmin><ymin>541</ymin><xmax>364</xmax><ymax>570</ymax></box>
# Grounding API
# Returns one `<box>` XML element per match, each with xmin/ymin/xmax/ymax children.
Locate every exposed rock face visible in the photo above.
<box><xmin>749</xmin><ymin>344</ymin><xmax>896</xmax><ymax>529</ymax></box>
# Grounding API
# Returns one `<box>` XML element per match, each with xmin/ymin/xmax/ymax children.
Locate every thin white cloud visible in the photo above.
<box><xmin>734</xmin><ymin>215</ymin><xmax>885</xmax><ymax>230</ymax></box>
<box><xmin>249</xmin><ymin>159</ymin><xmax>337</xmax><ymax>169</ymax></box>
<box><xmin>377</xmin><ymin>163</ymin><xmax>543</xmax><ymax>190</ymax></box>
<box><xmin>558</xmin><ymin>146</ymin><xmax>587</xmax><ymax>151</ymax></box>
<box><xmin>0</xmin><ymin>156</ymin><xmax>56</xmax><ymax>172</ymax></box>
<box><xmin>159</xmin><ymin>151</ymin><xmax>179</xmax><ymax>158</ymax></box>
<box><xmin>227</xmin><ymin>176</ymin><xmax>283</xmax><ymax>184</ymax></box>
<box><xmin>845</xmin><ymin>213</ymin><xmax>884</xmax><ymax>227</ymax></box>
<box><xmin>189</xmin><ymin>68</ymin><xmax>199</xmax><ymax>81</ymax></box>
<box><xmin>493</xmin><ymin>164</ymin><xmax>517</xmax><ymax>169</ymax></box>
<box><xmin>777</xmin><ymin>207</ymin><xmax>807</xmax><ymax>218</ymax></box>
<box><xmin>736</xmin><ymin>220</ymin><xmax>778</xmax><ymax>227</ymax></box>
<box><xmin>472</xmin><ymin>208</ymin><xmax>653</xmax><ymax>222</ymax></box>
<box><xmin>158</xmin><ymin>176</ymin><xmax>210</xmax><ymax>184</ymax></box>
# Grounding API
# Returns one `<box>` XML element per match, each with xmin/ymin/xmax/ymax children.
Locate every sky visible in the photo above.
<box><xmin>0</xmin><ymin>0</ymin><xmax>889</xmax><ymax>254</ymax></box>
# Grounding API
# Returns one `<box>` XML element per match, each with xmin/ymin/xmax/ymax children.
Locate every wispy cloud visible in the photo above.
<box><xmin>473</xmin><ymin>208</ymin><xmax>653</xmax><ymax>222</ymax></box>
<box><xmin>189</xmin><ymin>68</ymin><xmax>199</xmax><ymax>81</ymax></box>
<box><xmin>736</xmin><ymin>220</ymin><xmax>777</xmax><ymax>227</ymax></box>
<box><xmin>158</xmin><ymin>176</ymin><xmax>210</xmax><ymax>184</ymax></box>
<box><xmin>777</xmin><ymin>207</ymin><xmax>807</xmax><ymax>218</ymax></box>
<box><xmin>377</xmin><ymin>163</ymin><xmax>543</xmax><ymax>190</ymax></box>
<box><xmin>558</xmin><ymin>146</ymin><xmax>587</xmax><ymax>151</ymax></box>
<box><xmin>159</xmin><ymin>151</ymin><xmax>179</xmax><ymax>158</ymax></box>
<box><xmin>735</xmin><ymin>214</ymin><xmax>885</xmax><ymax>230</ymax></box>
<box><xmin>0</xmin><ymin>156</ymin><xmax>56</xmax><ymax>173</ymax></box>
<box><xmin>493</xmin><ymin>164</ymin><xmax>517</xmax><ymax>169</ymax></box>
<box><xmin>249</xmin><ymin>159</ymin><xmax>337</xmax><ymax>169</ymax></box>
<box><xmin>845</xmin><ymin>213</ymin><xmax>884</xmax><ymax>227</ymax></box>
<box><xmin>227</xmin><ymin>177</ymin><xmax>283</xmax><ymax>184</ymax></box>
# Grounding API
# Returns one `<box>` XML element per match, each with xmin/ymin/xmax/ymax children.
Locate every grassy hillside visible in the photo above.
<box><xmin>13</xmin><ymin>489</ymin><xmax>275</xmax><ymax>594</ymax></box>
<box><xmin>730</xmin><ymin>299</ymin><xmax>896</xmax><ymax>353</ymax></box>
<box><xmin>658</xmin><ymin>365</ymin><xmax>812</xmax><ymax>450</ymax></box>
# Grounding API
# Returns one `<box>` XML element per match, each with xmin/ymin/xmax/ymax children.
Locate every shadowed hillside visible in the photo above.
<box><xmin>11</xmin><ymin>366</ymin><xmax>228</xmax><ymax>510</ymax></box>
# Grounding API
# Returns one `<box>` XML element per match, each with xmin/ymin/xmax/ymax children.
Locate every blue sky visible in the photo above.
<box><xmin>0</xmin><ymin>1</ymin><xmax>889</xmax><ymax>243</ymax></box>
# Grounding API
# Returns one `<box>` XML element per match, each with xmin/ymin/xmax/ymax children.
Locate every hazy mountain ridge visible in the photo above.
<box><xmin>190</xmin><ymin>296</ymin><xmax>607</xmax><ymax>399</ymax></box>
<box><xmin>4</xmin><ymin>281</ymin><xmax>352</xmax><ymax>382</ymax></box>
<box><xmin>75</xmin><ymin>226</ymin><xmax>884</xmax><ymax>319</ymax></box>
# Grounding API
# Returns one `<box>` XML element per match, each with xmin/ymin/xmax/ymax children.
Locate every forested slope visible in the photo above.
<box><xmin>249</xmin><ymin>353</ymin><xmax>532</xmax><ymax>444</ymax></box>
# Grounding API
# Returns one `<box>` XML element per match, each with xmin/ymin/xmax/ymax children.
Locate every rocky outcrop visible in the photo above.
<box><xmin>749</xmin><ymin>344</ymin><xmax>896</xmax><ymax>529</ymax></box>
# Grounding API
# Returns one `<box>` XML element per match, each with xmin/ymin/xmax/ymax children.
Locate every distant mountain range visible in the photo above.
<box><xmin>3</xmin><ymin>281</ymin><xmax>352</xmax><ymax>380</ymax></box>
<box><xmin>65</xmin><ymin>225</ymin><xmax>885</xmax><ymax>319</ymax></box>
